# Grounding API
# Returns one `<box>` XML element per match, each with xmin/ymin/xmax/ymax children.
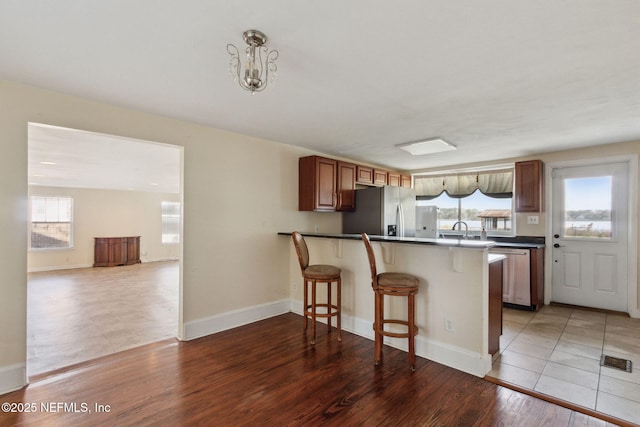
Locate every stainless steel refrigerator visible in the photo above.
<box><xmin>343</xmin><ymin>186</ymin><xmax>416</xmax><ymax>236</ymax></box>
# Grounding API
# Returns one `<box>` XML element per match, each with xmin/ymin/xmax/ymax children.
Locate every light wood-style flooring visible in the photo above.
<box><xmin>2</xmin><ymin>313</ymin><xmax>627</xmax><ymax>426</ymax></box>
<box><xmin>27</xmin><ymin>261</ymin><xmax>178</xmax><ymax>375</ymax></box>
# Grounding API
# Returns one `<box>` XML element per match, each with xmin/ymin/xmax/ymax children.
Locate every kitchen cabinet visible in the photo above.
<box><xmin>388</xmin><ymin>172</ymin><xmax>401</xmax><ymax>187</ymax></box>
<box><xmin>357</xmin><ymin>166</ymin><xmax>411</xmax><ymax>188</ymax></box>
<box><xmin>336</xmin><ymin>161</ymin><xmax>356</xmax><ymax>211</ymax></box>
<box><xmin>299</xmin><ymin>156</ymin><xmax>337</xmax><ymax>211</ymax></box>
<box><xmin>530</xmin><ymin>247</ymin><xmax>544</xmax><ymax>310</ymax></box>
<box><xmin>299</xmin><ymin>156</ymin><xmax>411</xmax><ymax>211</ymax></box>
<box><xmin>488</xmin><ymin>257</ymin><xmax>504</xmax><ymax>356</ymax></box>
<box><xmin>515</xmin><ymin>160</ymin><xmax>543</xmax><ymax>212</ymax></box>
<box><xmin>373</xmin><ymin>169</ymin><xmax>388</xmax><ymax>186</ymax></box>
<box><xmin>388</xmin><ymin>173</ymin><xmax>413</xmax><ymax>188</ymax></box>
<box><xmin>299</xmin><ymin>156</ymin><xmax>356</xmax><ymax>212</ymax></box>
<box><xmin>356</xmin><ymin>166</ymin><xmax>374</xmax><ymax>185</ymax></box>
<box><xmin>94</xmin><ymin>236</ymin><xmax>140</xmax><ymax>267</ymax></box>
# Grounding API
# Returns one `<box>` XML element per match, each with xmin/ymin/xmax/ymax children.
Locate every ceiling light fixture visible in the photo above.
<box><xmin>227</xmin><ymin>29</ymin><xmax>279</xmax><ymax>94</ymax></box>
<box><xmin>395</xmin><ymin>138</ymin><xmax>456</xmax><ymax>156</ymax></box>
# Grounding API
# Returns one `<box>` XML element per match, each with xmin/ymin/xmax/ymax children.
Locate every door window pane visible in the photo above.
<box><xmin>563</xmin><ymin>176</ymin><xmax>612</xmax><ymax>239</ymax></box>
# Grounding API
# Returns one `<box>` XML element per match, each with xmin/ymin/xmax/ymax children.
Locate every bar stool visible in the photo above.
<box><xmin>291</xmin><ymin>232</ymin><xmax>342</xmax><ymax>345</ymax></box>
<box><xmin>362</xmin><ymin>233</ymin><xmax>420</xmax><ymax>370</ymax></box>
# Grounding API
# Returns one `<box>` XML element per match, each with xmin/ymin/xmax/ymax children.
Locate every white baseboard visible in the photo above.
<box><xmin>183</xmin><ymin>299</ymin><xmax>291</xmax><ymax>341</ymax></box>
<box><xmin>27</xmin><ymin>258</ymin><xmax>179</xmax><ymax>272</ymax></box>
<box><xmin>290</xmin><ymin>300</ymin><xmax>491</xmax><ymax>377</ymax></box>
<box><xmin>0</xmin><ymin>363</ymin><xmax>27</xmax><ymax>395</ymax></box>
<box><xmin>142</xmin><ymin>257</ymin><xmax>179</xmax><ymax>263</ymax></box>
<box><xmin>28</xmin><ymin>263</ymin><xmax>93</xmax><ymax>273</ymax></box>
<box><xmin>184</xmin><ymin>299</ymin><xmax>490</xmax><ymax>377</ymax></box>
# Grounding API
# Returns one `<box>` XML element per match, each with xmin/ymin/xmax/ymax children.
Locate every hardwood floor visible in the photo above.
<box><xmin>2</xmin><ymin>314</ymin><xmax>627</xmax><ymax>426</ymax></box>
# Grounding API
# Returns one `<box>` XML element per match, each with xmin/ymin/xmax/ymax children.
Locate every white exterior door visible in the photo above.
<box><xmin>551</xmin><ymin>162</ymin><xmax>629</xmax><ymax>311</ymax></box>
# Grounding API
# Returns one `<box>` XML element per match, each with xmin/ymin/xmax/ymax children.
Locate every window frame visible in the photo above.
<box><xmin>161</xmin><ymin>201</ymin><xmax>181</xmax><ymax>245</ymax></box>
<box><xmin>29</xmin><ymin>195</ymin><xmax>74</xmax><ymax>250</ymax></box>
<box><xmin>414</xmin><ymin>164</ymin><xmax>516</xmax><ymax>238</ymax></box>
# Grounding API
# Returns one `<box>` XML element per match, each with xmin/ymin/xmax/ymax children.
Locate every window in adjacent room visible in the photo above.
<box><xmin>161</xmin><ymin>201</ymin><xmax>181</xmax><ymax>244</ymax></box>
<box><xmin>414</xmin><ymin>167</ymin><xmax>514</xmax><ymax>236</ymax></box>
<box><xmin>30</xmin><ymin>196</ymin><xmax>73</xmax><ymax>249</ymax></box>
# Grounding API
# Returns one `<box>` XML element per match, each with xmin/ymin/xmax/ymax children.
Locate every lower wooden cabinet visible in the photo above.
<box><xmin>488</xmin><ymin>258</ymin><xmax>504</xmax><ymax>356</ymax></box>
<box><xmin>94</xmin><ymin>236</ymin><xmax>141</xmax><ymax>267</ymax></box>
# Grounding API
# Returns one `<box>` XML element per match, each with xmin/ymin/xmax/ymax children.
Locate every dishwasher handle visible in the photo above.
<box><xmin>490</xmin><ymin>249</ymin><xmax>529</xmax><ymax>256</ymax></box>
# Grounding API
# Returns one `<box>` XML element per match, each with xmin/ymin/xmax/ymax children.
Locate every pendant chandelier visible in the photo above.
<box><xmin>227</xmin><ymin>29</ymin><xmax>279</xmax><ymax>94</ymax></box>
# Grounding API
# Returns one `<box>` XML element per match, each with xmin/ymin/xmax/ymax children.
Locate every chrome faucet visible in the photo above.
<box><xmin>451</xmin><ymin>221</ymin><xmax>469</xmax><ymax>239</ymax></box>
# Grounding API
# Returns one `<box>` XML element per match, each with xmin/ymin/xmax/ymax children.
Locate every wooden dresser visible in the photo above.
<box><xmin>94</xmin><ymin>236</ymin><xmax>141</xmax><ymax>267</ymax></box>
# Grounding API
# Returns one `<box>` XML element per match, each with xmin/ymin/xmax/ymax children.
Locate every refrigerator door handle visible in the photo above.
<box><xmin>398</xmin><ymin>203</ymin><xmax>405</xmax><ymax>237</ymax></box>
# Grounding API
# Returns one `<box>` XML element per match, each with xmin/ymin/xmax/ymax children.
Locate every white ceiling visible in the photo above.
<box><xmin>3</xmin><ymin>1</ymin><xmax>640</xmax><ymax>187</ymax></box>
<box><xmin>28</xmin><ymin>123</ymin><xmax>181</xmax><ymax>194</ymax></box>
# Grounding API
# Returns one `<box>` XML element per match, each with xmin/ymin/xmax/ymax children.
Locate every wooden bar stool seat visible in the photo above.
<box><xmin>362</xmin><ymin>233</ymin><xmax>419</xmax><ymax>370</ymax></box>
<box><xmin>292</xmin><ymin>231</ymin><xmax>342</xmax><ymax>345</ymax></box>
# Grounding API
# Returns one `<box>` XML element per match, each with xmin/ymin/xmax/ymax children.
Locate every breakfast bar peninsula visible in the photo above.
<box><xmin>280</xmin><ymin>232</ymin><xmax>503</xmax><ymax>377</ymax></box>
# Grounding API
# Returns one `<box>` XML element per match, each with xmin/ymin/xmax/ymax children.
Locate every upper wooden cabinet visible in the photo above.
<box><xmin>300</xmin><ymin>155</ymin><xmax>412</xmax><ymax>211</ymax></box>
<box><xmin>356</xmin><ymin>165</ymin><xmax>411</xmax><ymax>188</ymax></box>
<box><xmin>373</xmin><ymin>169</ymin><xmax>388</xmax><ymax>186</ymax></box>
<box><xmin>336</xmin><ymin>161</ymin><xmax>356</xmax><ymax>211</ymax></box>
<box><xmin>356</xmin><ymin>166</ymin><xmax>374</xmax><ymax>185</ymax></box>
<box><xmin>388</xmin><ymin>172</ymin><xmax>401</xmax><ymax>187</ymax></box>
<box><xmin>299</xmin><ymin>156</ymin><xmax>337</xmax><ymax>211</ymax></box>
<box><xmin>299</xmin><ymin>156</ymin><xmax>356</xmax><ymax>212</ymax></box>
<box><xmin>515</xmin><ymin>160</ymin><xmax>543</xmax><ymax>212</ymax></box>
<box><xmin>388</xmin><ymin>173</ymin><xmax>411</xmax><ymax>187</ymax></box>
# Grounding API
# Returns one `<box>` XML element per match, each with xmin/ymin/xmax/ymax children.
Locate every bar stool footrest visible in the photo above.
<box><xmin>378</xmin><ymin>319</ymin><xmax>419</xmax><ymax>338</ymax></box>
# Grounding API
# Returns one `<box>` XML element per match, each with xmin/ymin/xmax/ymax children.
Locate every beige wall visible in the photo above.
<box><xmin>0</xmin><ymin>79</ymin><xmax>341</xmax><ymax>387</ymax></box>
<box><xmin>27</xmin><ymin>187</ymin><xmax>180</xmax><ymax>271</ymax></box>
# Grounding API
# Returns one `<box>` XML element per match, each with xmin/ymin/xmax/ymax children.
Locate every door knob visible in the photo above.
<box><xmin>553</xmin><ymin>243</ymin><xmax>561</xmax><ymax>248</ymax></box>
<box><xmin>554</xmin><ymin>234</ymin><xmax>560</xmax><ymax>238</ymax></box>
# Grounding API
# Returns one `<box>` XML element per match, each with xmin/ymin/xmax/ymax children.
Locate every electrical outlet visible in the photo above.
<box><xmin>445</xmin><ymin>318</ymin><xmax>455</xmax><ymax>332</ymax></box>
<box><xmin>527</xmin><ymin>215</ymin><xmax>539</xmax><ymax>225</ymax></box>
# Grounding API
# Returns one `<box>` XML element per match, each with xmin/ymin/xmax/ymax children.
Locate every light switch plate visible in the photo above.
<box><xmin>527</xmin><ymin>215</ymin><xmax>539</xmax><ymax>225</ymax></box>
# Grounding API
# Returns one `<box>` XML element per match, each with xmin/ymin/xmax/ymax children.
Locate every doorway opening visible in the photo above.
<box><xmin>27</xmin><ymin>123</ymin><xmax>183</xmax><ymax>377</ymax></box>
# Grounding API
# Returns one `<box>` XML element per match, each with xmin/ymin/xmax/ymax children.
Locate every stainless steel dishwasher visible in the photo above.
<box><xmin>489</xmin><ymin>247</ymin><xmax>531</xmax><ymax>309</ymax></box>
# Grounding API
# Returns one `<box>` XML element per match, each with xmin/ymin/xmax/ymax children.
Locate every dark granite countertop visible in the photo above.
<box><xmin>279</xmin><ymin>232</ymin><xmax>497</xmax><ymax>249</ymax></box>
<box><xmin>279</xmin><ymin>232</ymin><xmax>545</xmax><ymax>249</ymax></box>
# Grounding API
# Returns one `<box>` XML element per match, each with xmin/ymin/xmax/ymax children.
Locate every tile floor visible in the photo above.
<box><xmin>488</xmin><ymin>305</ymin><xmax>640</xmax><ymax>425</ymax></box>
<box><xmin>27</xmin><ymin>261</ymin><xmax>179</xmax><ymax>376</ymax></box>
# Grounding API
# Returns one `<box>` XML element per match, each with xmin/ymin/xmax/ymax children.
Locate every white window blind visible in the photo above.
<box><xmin>161</xmin><ymin>201</ymin><xmax>181</xmax><ymax>244</ymax></box>
<box><xmin>30</xmin><ymin>196</ymin><xmax>73</xmax><ymax>249</ymax></box>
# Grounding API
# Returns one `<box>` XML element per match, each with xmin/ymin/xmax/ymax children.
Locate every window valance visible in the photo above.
<box><xmin>414</xmin><ymin>168</ymin><xmax>513</xmax><ymax>199</ymax></box>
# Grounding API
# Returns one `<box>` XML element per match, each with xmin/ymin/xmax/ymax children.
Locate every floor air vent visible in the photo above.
<box><xmin>600</xmin><ymin>354</ymin><xmax>632</xmax><ymax>373</ymax></box>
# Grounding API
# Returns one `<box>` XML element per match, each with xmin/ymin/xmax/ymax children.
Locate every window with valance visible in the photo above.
<box><xmin>414</xmin><ymin>168</ymin><xmax>514</xmax><ymax>199</ymax></box>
